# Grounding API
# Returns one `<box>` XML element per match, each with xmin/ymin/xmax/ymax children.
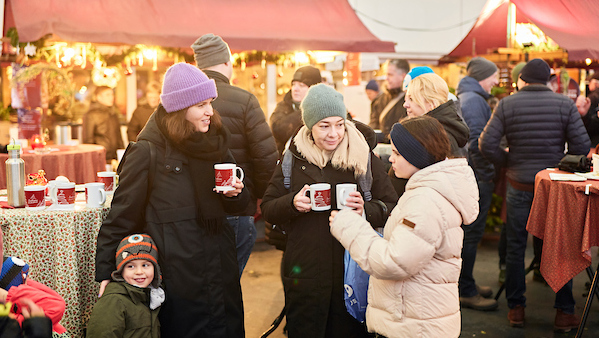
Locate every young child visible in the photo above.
<box><xmin>0</xmin><ymin>227</ymin><xmax>62</xmax><ymax>338</ymax></box>
<box><xmin>87</xmin><ymin>234</ymin><xmax>164</xmax><ymax>338</ymax></box>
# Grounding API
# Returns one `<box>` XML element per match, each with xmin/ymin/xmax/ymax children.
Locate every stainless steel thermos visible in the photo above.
<box><xmin>6</xmin><ymin>143</ymin><xmax>25</xmax><ymax>207</ymax></box>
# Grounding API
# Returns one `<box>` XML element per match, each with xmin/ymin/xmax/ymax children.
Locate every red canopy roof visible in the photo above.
<box><xmin>4</xmin><ymin>0</ymin><xmax>395</xmax><ymax>53</ymax></box>
<box><xmin>511</xmin><ymin>0</ymin><xmax>599</xmax><ymax>61</ymax></box>
<box><xmin>447</xmin><ymin>0</ymin><xmax>599</xmax><ymax>62</ymax></box>
<box><xmin>446</xmin><ymin>1</ymin><xmax>530</xmax><ymax>58</ymax></box>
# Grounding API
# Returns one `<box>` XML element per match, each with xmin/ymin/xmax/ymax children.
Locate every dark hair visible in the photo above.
<box><xmin>400</xmin><ymin>115</ymin><xmax>450</xmax><ymax>162</ymax></box>
<box><xmin>388</xmin><ymin>59</ymin><xmax>410</xmax><ymax>74</ymax></box>
<box><xmin>146</xmin><ymin>80</ymin><xmax>162</xmax><ymax>94</ymax></box>
<box><xmin>162</xmin><ymin>107</ymin><xmax>222</xmax><ymax>143</ymax></box>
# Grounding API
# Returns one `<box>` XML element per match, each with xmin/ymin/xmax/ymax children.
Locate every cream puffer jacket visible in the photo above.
<box><xmin>331</xmin><ymin>158</ymin><xmax>479</xmax><ymax>338</ymax></box>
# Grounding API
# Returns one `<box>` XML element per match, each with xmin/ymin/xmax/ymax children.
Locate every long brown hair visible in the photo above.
<box><xmin>162</xmin><ymin>107</ymin><xmax>223</xmax><ymax>143</ymax></box>
<box><xmin>400</xmin><ymin>115</ymin><xmax>450</xmax><ymax>161</ymax></box>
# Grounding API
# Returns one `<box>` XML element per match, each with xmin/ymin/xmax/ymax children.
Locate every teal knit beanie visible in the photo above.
<box><xmin>301</xmin><ymin>84</ymin><xmax>347</xmax><ymax>130</ymax></box>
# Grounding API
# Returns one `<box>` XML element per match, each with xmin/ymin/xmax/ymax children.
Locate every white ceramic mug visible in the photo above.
<box><xmin>593</xmin><ymin>153</ymin><xmax>599</xmax><ymax>175</ymax></box>
<box><xmin>97</xmin><ymin>171</ymin><xmax>118</xmax><ymax>193</ymax></box>
<box><xmin>24</xmin><ymin>185</ymin><xmax>46</xmax><ymax>210</ymax></box>
<box><xmin>306</xmin><ymin>183</ymin><xmax>331</xmax><ymax>211</ymax></box>
<box><xmin>214</xmin><ymin>163</ymin><xmax>244</xmax><ymax>191</ymax></box>
<box><xmin>51</xmin><ymin>181</ymin><xmax>76</xmax><ymax>209</ymax></box>
<box><xmin>45</xmin><ymin>180</ymin><xmax>56</xmax><ymax>200</ymax></box>
<box><xmin>336</xmin><ymin>183</ymin><xmax>357</xmax><ymax>209</ymax></box>
<box><xmin>85</xmin><ymin>182</ymin><xmax>106</xmax><ymax>208</ymax></box>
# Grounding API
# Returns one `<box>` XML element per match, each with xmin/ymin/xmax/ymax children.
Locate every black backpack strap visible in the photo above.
<box><xmin>146</xmin><ymin>141</ymin><xmax>156</xmax><ymax>195</ymax></box>
<box><xmin>116</xmin><ymin>142</ymin><xmax>135</xmax><ymax>175</ymax></box>
<box><xmin>0</xmin><ymin>257</ymin><xmax>24</xmax><ymax>290</ymax></box>
<box><xmin>118</xmin><ymin>141</ymin><xmax>156</xmax><ymax>194</ymax></box>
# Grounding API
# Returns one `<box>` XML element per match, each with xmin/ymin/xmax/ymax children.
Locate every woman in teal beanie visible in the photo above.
<box><xmin>261</xmin><ymin>84</ymin><xmax>397</xmax><ymax>338</ymax></box>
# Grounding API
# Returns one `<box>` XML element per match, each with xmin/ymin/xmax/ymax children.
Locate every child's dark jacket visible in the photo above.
<box><xmin>86</xmin><ymin>282</ymin><xmax>160</xmax><ymax>338</ymax></box>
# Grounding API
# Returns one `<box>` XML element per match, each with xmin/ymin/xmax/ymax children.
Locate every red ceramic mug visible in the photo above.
<box><xmin>50</xmin><ymin>181</ymin><xmax>76</xmax><ymax>209</ymax></box>
<box><xmin>97</xmin><ymin>171</ymin><xmax>118</xmax><ymax>192</ymax></box>
<box><xmin>24</xmin><ymin>185</ymin><xmax>46</xmax><ymax>210</ymax></box>
<box><xmin>307</xmin><ymin>183</ymin><xmax>331</xmax><ymax>211</ymax></box>
<box><xmin>214</xmin><ymin>163</ymin><xmax>244</xmax><ymax>192</ymax></box>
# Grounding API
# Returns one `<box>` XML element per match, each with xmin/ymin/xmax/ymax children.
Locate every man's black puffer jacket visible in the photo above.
<box><xmin>205</xmin><ymin>70</ymin><xmax>278</xmax><ymax>215</ymax></box>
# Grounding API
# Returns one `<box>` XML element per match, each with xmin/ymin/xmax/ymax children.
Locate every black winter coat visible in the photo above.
<box><xmin>83</xmin><ymin>102</ymin><xmax>124</xmax><ymax>161</ymax></box>
<box><xmin>205</xmin><ymin>70</ymin><xmax>278</xmax><ymax>214</ymax></box>
<box><xmin>127</xmin><ymin>103</ymin><xmax>155</xmax><ymax>142</ymax></box>
<box><xmin>0</xmin><ymin>316</ymin><xmax>51</xmax><ymax>338</ymax></box>
<box><xmin>96</xmin><ymin>110</ymin><xmax>249</xmax><ymax>338</ymax></box>
<box><xmin>260</xmin><ymin>122</ymin><xmax>398</xmax><ymax>338</ymax></box>
<box><xmin>457</xmin><ymin>76</ymin><xmax>495</xmax><ymax>182</ymax></box>
<box><xmin>427</xmin><ymin>100</ymin><xmax>469</xmax><ymax>157</ymax></box>
<box><xmin>479</xmin><ymin>84</ymin><xmax>591</xmax><ymax>185</ymax></box>
<box><xmin>270</xmin><ymin>91</ymin><xmax>302</xmax><ymax>156</ymax></box>
<box><xmin>369</xmin><ymin>88</ymin><xmax>407</xmax><ymax>142</ymax></box>
<box><xmin>582</xmin><ymin>88</ymin><xmax>599</xmax><ymax>147</ymax></box>
<box><xmin>388</xmin><ymin>99</ymin><xmax>469</xmax><ymax>197</ymax></box>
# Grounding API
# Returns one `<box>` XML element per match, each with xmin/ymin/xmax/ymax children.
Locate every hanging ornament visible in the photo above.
<box><xmin>92</xmin><ymin>66</ymin><xmax>121</xmax><ymax>88</ymax></box>
<box><xmin>252</xmin><ymin>72</ymin><xmax>259</xmax><ymax>79</ymax></box>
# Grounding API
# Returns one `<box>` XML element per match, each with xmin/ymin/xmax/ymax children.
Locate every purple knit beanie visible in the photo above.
<box><xmin>160</xmin><ymin>63</ymin><xmax>218</xmax><ymax>113</ymax></box>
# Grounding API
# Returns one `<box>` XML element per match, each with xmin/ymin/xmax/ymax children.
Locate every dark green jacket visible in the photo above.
<box><xmin>86</xmin><ymin>282</ymin><xmax>160</xmax><ymax>338</ymax></box>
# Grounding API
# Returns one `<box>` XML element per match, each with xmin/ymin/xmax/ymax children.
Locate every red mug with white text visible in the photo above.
<box><xmin>50</xmin><ymin>181</ymin><xmax>76</xmax><ymax>209</ymax></box>
<box><xmin>306</xmin><ymin>183</ymin><xmax>331</xmax><ymax>211</ymax></box>
<box><xmin>214</xmin><ymin>163</ymin><xmax>244</xmax><ymax>192</ymax></box>
<box><xmin>24</xmin><ymin>185</ymin><xmax>46</xmax><ymax>210</ymax></box>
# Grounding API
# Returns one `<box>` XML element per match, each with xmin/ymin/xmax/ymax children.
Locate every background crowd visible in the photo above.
<box><xmin>4</xmin><ymin>31</ymin><xmax>598</xmax><ymax>338</ymax></box>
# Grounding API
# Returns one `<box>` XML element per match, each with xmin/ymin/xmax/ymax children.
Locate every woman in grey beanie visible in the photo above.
<box><xmin>96</xmin><ymin>62</ymin><xmax>250</xmax><ymax>337</ymax></box>
<box><xmin>261</xmin><ymin>84</ymin><xmax>398</xmax><ymax>338</ymax></box>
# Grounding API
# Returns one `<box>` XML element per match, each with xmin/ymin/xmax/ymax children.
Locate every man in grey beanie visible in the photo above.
<box><xmin>191</xmin><ymin>33</ymin><xmax>278</xmax><ymax>277</ymax></box>
<box><xmin>455</xmin><ymin>56</ymin><xmax>499</xmax><ymax>311</ymax></box>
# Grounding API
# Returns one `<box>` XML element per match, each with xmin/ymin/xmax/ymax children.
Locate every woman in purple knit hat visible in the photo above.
<box><xmin>95</xmin><ymin>62</ymin><xmax>250</xmax><ymax>337</ymax></box>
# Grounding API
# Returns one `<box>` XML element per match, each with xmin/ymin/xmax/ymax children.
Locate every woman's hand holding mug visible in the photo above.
<box><xmin>294</xmin><ymin>185</ymin><xmax>312</xmax><ymax>213</ymax></box>
<box><xmin>344</xmin><ymin>191</ymin><xmax>364</xmax><ymax>216</ymax></box>
<box><xmin>218</xmin><ymin>177</ymin><xmax>244</xmax><ymax>197</ymax></box>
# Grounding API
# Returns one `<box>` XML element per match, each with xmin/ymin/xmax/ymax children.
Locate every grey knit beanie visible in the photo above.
<box><xmin>160</xmin><ymin>63</ymin><xmax>217</xmax><ymax>113</ymax></box>
<box><xmin>191</xmin><ymin>33</ymin><xmax>231</xmax><ymax>69</ymax></box>
<box><xmin>467</xmin><ymin>57</ymin><xmax>498</xmax><ymax>81</ymax></box>
<box><xmin>301</xmin><ymin>84</ymin><xmax>347</xmax><ymax>130</ymax></box>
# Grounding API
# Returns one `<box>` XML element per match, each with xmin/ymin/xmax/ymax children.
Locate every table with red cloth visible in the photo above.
<box><xmin>526</xmin><ymin>169</ymin><xmax>599</xmax><ymax>293</ymax></box>
<box><xmin>0</xmin><ymin>144</ymin><xmax>106</xmax><ymax>189</ymax></box>
<box><xmin>0</xmin><ymin>199</ymin><xmax>111</xmax><ymax>337</ymax></box>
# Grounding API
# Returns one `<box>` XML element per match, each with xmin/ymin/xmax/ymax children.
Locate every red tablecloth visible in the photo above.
<box><xmin>0</xmin><ymin>144</ymin><xmax>106</xmax><ymax>189</ymax></box>
<box><xmin>527</xmin><ymin>169</ymin><xmax>599</xmax><ymax>292</ymax></box>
